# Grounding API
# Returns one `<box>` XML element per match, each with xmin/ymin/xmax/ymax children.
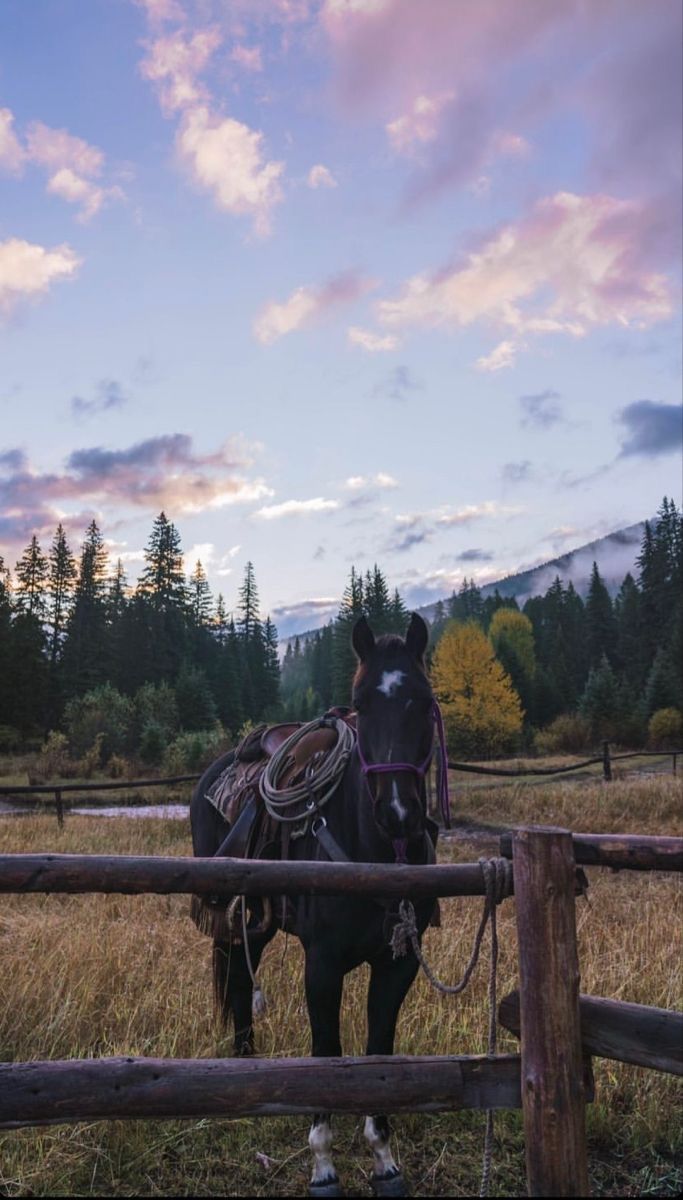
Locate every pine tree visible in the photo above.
<box><xmin>61</xmin><ymin>520</ymin><xmax>109</xmax><ymax>697</ymax></box>
<box><xmin>262</xmin><ymin>616</ymin><xmax>281</xmax><ymax>716</ymax></box>
<box><xmin>214</xmin><ymin>594</ymin><xmax>228</xmax><ymax>647</ymax></box>
<box><xmin>138</xmin><ymin>512</ymin><xmax>187</xmax><ymax>610</ymax></box>
<box><xmin>0</xmin><ymin>556</ymin><xmax>14</xmax><ymax>729</ymax></box>
<box><xmin>388</xmin><ymin>587</ymin><xmax>409</xmax><ymax>635</ymax></box>
<box><xmin>188</xmin><ymin>560</ymin><xmax>213</xmax><ymax>628</ymax></box>
<box><xmin>579</xmin><ymin>654</ymin><xmax>620</xmax><ymax>740</ymax></box>
<box><xmin>585</xmin><ymin>562</ymin><xmax>617</xmax><ymax>668</ymax></box>
<box><xmin>236</xmin><ymin>561</ymin><xmax>259</xmax><ymax>642</ymax></box>
<box><xmin>614</xmin><ymin>574</ymin><xmax>643</xmax><ymax>688</ymax></box>
<box><xmin>364</xmin><ymin>564</ymin><xmax>392</xmax><ymax>634</ymax></box>
<box><xmin>14</xmin><ymin>535</ymin><xmax>48</xmax><ymax>619</ymax></box>
<box><xmin>47</xmin><ymin>524</ymin><xmax>77</xmax><ymax>665</ymax></box>
<box><xmin>332</xmin><ymin>566</ymin><xmax>364</xmax><ymax>703</ymax></box>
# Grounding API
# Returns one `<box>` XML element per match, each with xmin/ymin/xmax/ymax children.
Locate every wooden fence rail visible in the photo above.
<box><xmin>0</xmin><ymin>1053</ymin><xmax>522</xmax><ymax>1130</ymax></box>
<box><xmin>499</xmin><ymin>831</ymin><xmax>683</xmax><ymax>873</ymax></box>
<box><xmin>499</xmin><ymin>991</ymin><xmax>683</xmax><ymax>1077</ymax></box>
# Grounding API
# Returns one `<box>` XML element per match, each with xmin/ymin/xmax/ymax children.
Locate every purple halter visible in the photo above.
<box><xmin>356</xmin><ymin>699</ymin><xmax>451</xmax><ymax>862</ymax></box>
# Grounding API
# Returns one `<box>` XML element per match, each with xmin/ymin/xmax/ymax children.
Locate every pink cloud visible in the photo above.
<box><xmin>230</xmin><ymin>44</ymin><xmax>263</xmax><ymax>72</ymax></box>
<box><xmin>0</xmin><ymin>238</ymin><xmax>81</xmax><ymax>318</ymax></box>
<box><xmin>0</xmin><ymin>434</ymin><xmax>272</xmax><ymax>557</ymax></box>
<box><xmin>254</xmin><ymin>272</ymin><xmax>375</xmax><ymax>343</ymax></box>
<box><xmin>0</xmin><ymin>109</ymin><xmax>26</xmax><ymax>173</ymax></box>
<box><xmin>376</xmin><ymin>192</ymin><xmax>675</xmax><ymax>367</ymax></box>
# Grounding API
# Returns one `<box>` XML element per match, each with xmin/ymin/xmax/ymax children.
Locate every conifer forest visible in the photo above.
<box><xmin>0</xmin><ymin>498</ymin><xmax>680</xmax><ymax>768</ymax></box>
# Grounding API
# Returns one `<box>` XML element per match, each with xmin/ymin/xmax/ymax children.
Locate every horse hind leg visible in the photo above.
<box><xmin>213</xmin><ymin>935</ymin><xmax>270</xmax><ymax>1056</ymax></box>
<box><xmin>308</xmin><ymin>1115</ymin><xmax>343</xmax><ymax>1198</ymax></box>
<box><xmin>364</xmin><ymin>1115</ymin><xmax>405</xmax><ymax>1197</ymax></box>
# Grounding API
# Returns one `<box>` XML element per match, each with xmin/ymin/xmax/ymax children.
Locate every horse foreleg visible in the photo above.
<box><xmin>305</xmin><ymin>951</ymin><xmax>344</xmax><ymax>1197</ymax></box>
<box><xmin>363</xmin><ymin>953</ymin><xmax>420</xmax><ymax>1197</ymax></box>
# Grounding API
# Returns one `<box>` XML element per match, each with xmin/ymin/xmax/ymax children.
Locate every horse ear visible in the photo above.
<box><xmin>405</xmin><ymin>612</ymin><xmax>429</xmax><ymax>661</ymax></box>
<box><xmin>352</xmin><ymin>615</ymin><xmax>375</xmax><ymax>662</ymax></box>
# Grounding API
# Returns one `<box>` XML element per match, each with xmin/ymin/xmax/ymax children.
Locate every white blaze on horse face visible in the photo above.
<box><xmin>309</xmin><ymin>1118</ymin><xmax>337</xmax><ymax>1185</ymax></box>
<box><xmin>364</xmin><ymin>1115</ymin><xmax>399</xmax><ymax>1178</ymax></box>
<box><xmin>377</xmin><ymin>670</ymin><xmax>405</xmax><ymax>698</ymax></box>
<box><xmin>391</xmin><ymin>778</ymin><xmax>408</xmax><ymax>822</ymax></box>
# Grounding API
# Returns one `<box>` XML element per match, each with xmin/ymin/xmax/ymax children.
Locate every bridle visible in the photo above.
<box><xmin>356</xmin><ymin>699</ymin><xmax>451</xmax><ymax>861</ymax></box>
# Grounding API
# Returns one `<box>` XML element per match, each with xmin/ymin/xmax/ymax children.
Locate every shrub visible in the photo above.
<box><xmin>647</xmin><ymin>707</ymin><xmax>683</xmax><ymax>750</ymax></box>
<box><xmin>36</xmin><ymin>731</ymin><xmax>71</xmax><ymax>779</ymax></box>
<box><xmin>63</xmin><ymin>684</ymin><xmax>134</xmax><ymax>762</ymax></box>
<box><xmin>534</xmin><ymin>714</ymin><xmax>592</xmax><ymax>755</ymax></box>
<box><xmin>107</xmin><ymin>754</ymin><xmax>128</xmax><ymax>779</ymax></box>
<box><xmin>164</xmin><ymin>727</ymin><xmax>226</xmax><ymax>775</ymax></box>
<box><xmin>139</xmin><ymin>720</ymin><xmax>167</xmax><ymax>766</ymax></box>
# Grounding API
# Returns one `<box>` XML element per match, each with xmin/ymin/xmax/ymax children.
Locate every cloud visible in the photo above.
<box><xmin>230</xmin><ymin>44</ymin><xmax>263</xmax><ymax>72</ymax></box>
<box><xmin>455</xmin><ymin>548</ymin><xmax>494</xmax><ymax>562</ymax></box>
<box><xmin>371</xmin><ymin>364</ymin><xmax>422</xmax><ymax>401</ymax></box>
<box><xmin>71</xmin><ymin>379</ymin><xmax>129</xmax><ymax>419</ymax></box>
<box><xmin>273</xmin><ymin>595</ymin><xmax>339</xmax><ymax>637</ymax></box>
<box><xmin>140</xmin><ymin>28</ymin><xmax>220</xmax><ymax>115</ymax></box>
<box><xmin>0</xmin><ymin>111</ymin><xmax>124</xmax><ymax>220</ymax></box>
<box><xmin>344</xmin><ymin>472</ymin><xmax>397</xmax><ymax>491</ymax></box>
<box><xmin>254</xmin><ymin>272</ymin><xmax>373</xmax><ymax>343</ymax></box>
<box><xmin>176</xmin><ymin>106</ymin><xmax>284</xmax><ymax>236</ymax></box>
<box><xmin>375</xmin><ymin>193</ymin><xmax>674</xmax><ymax>365</ymax></box>
<box><xmin>322</xmin><ymin>0</ymin><xmax>681</xmax><ymax>223</ymax></box>
<box><xmin>0</xmin><ymin>238</ymin><xmax>81</xmax><ymax>318</ymax></box>
<box><xmin>383</xmin><ymin>500</ymin><xmax>523</xmax><ymax>554</ymax></box>
<box><xmin>135</xmin><ymin>0</ymin><xmax>185</xmax><ymax>25</ymax></box>
<box><xmin>502</xmin><ymin>460</ymin><xmax>534</xmax><ymax>484</ymax></box>
<box><xmin>348</xmin><ymin>325</ymin><xmax>398</xmax><ymax>352</ymax></box>
<box><xmin>307</xmin><ymin>163</ymin><xmax>337</xmax><ymax>188</ymax></box>
<box><xmin>386</xmin><ymin>91</ymin><xmax>455</xmax><ymax>155</ymax></box>
<box><xmin>0</xmin><ymin>108</ymin><xmax>25</xmax><ymax>173</ymax></box>
<box><xmin>616</xmin><ymin>399</ymin><xmax>683</xmax><ymax>458</ymax></box>
<box><xmin>475</xmin><ymin>339</ymin><xmax>518</xmax><ymax>373</ymax></box>
<box><xmin>0</xmin><ymin>433</ymin><xmax>272</xmax><ymax>553</ymax></box>
<box><xmin>140</xmin><ymin>22</ymin><xmax>284</xmax><ymax>235</ymax></box>
<box><xmin>253</xmin><ymin>497</ymin><xmax>340</xmax><ymax>519</ymax></box>
<box><xmin>519</xmin><ymin>389</ymin><xmax>563</xmax><ymax>429</ymax></box>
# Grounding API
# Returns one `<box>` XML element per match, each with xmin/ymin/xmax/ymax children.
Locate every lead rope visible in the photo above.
<box><xmin>390</xmin><ymin>856</ymin><xmax>513</xmax><ymax>1198</ymax></box>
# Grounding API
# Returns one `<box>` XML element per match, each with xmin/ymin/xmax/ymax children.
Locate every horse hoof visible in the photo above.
<box><xmin>309</xmin><ymin>1179</ymin><xmax>344</xmax><ymax>1198</ymax></box>
<box><xmin>371</xmin><ymin>1172</ymin><xmax>407</xmax><ymax>1197</ymax></box>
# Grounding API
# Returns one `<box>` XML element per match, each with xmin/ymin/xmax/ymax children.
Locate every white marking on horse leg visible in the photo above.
<box><xmin>309</xmin><ymin>1117</ymin><xmax>337</xmax><ymax>1185</ymax></box>
<box><xmin>391</xmin><ymin>779</ymin><xmax>407</xmax><ymax>822</ymax></box>
<box><xmin>364</xmin><ymin>1115</ymin><xmax>399</xmax><ymax>1179</ymax></box>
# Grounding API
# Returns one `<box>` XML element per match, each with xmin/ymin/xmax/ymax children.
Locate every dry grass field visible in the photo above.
<box><xmin>0</xmin><ymin>773</ymin><xmax>681</xmax><ymax>1197</ymax></box>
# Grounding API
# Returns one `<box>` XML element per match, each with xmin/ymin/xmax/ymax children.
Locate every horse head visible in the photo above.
<box><xmin>351</xmin><ymin>612</ymin><xmax>434</xmax><ymax>846</ymax></box>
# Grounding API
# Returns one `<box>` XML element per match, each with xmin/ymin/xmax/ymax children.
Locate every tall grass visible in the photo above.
<box><xmin>0</xmin><ymin>775</ymin><xmax>681</xmax><ymax>1197</ymax></box>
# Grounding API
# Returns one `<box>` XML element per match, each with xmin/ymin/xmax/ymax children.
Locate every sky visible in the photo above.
<box><xmin>1</xmin><ymin>0</ymin><xmax>681</xmax><ymax>638</ymax></box>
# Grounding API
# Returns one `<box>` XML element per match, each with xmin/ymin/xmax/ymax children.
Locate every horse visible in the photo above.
<box><xmin>190</xmin><ymin>612</ymin><xmax>444</xmax><ymax>1197</ymax></box>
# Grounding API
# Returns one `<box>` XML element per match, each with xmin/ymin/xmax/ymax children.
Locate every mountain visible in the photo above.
<box><xmin>415</xmin><ymin>520</ymin><xmax>647</xmax><ymax>624</ymax></box>
<box><xmin>281</xmin><ymin>519</ymin><xmax>648</xmax><ymax>649</ymax></box>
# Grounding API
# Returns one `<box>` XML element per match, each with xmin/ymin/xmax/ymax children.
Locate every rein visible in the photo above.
<box><xmin>356</xmin><ymin>699</ymin><xmax>452</xmax><ymax>858</ymax></box>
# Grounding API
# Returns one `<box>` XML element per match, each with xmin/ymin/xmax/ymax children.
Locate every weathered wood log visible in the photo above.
<box><xmin>513</xmin><ymin>827</ymin><xmax>590</xmax><ymax>1197</ymax></box>
<box><xmin>500</xmin><ymin>831</ymin><xmax>683</xmax><ymax>873</ymax></box>
<box><xmin>499</xmin><ymin>990</ymin><xmax>683</xmax><ymax>1077</ymax></box>
<box><xmin>0</xmin><ymin>853</ymin><xmax>490</xmax><ymax>899</ymax></box>
<box><xmin>0</xmin><ymin>1053</ymin><xmax>521</xmax><ymax>1128</ymax></box>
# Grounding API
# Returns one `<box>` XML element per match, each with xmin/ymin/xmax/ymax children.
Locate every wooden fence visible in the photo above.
<box><xmin>1</xmin><ymin>829</ymin><xmax>682</xmax><ymax>1196</ymax></box>
<box><xmin>1</xmin><ymin>741</ymin><xmax>680</xmax><ymax>826</ymax></box>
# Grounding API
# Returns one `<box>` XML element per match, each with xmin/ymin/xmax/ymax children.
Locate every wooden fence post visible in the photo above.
<box><xmin>602</xmin><ymin>741</ymin><xmax>612</xmax><ymax>782</ymax></box>
<box><xmin>54</xmin><ymin>789</ymin><xmax>64</xmax><ymax>829</ymax></box>
<box><xmin>512</xmin><ymin>827</ymin><xmax>590</xmax><ymax>1197</ymax></box>
<box><xmin>673</xmin><ymin>754</ymin><xmax>677</xmax><ymax>777</ymax></box>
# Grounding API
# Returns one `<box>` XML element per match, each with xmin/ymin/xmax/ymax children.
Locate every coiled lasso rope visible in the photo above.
<box><xmin>391</xmin><ymin>856</ymin><xmax>514</xmax><ymax>1198</ymax></box>
<box><xmin>259</xmin><ymin>716</ymin><xmax>356</xmax><ymax>823</ymax></box>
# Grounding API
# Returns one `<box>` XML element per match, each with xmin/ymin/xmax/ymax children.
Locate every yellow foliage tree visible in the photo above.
<box><xmin>431</xmin><ymin>620</ymin><xmax>523</xmax><ymax>758</ymax></box>
<box><xmin>488</xmin><ymin>608</ymin><xmax>536</xmax><ymax>679</ymax></box>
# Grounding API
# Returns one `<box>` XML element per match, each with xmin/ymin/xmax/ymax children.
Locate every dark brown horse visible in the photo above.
<box><xmin>190</xmin><ymin>613</ymin><xmax>440</xmax><ymax>1196</ymax></box>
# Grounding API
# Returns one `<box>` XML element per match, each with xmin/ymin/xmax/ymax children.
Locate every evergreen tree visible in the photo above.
<box><xmin>47</xmin><ymin>524</ymin><xmax>77</xmax><ymax>665</ymax></box>
<box><xmin>614</xmin><ymin>574</ymin><xmax>643</xmax><ymax>688</ymax></box>
<box><xmin>262</xmin><ymin>616</ymin><xmax>281</xmax><ymax>716</ymax></box>
<box><xmin>214</xmin><ymin>594</ymin><xmax>228</xmax><ymax>647</ymax></box>
<box><xmin>14</xmin><ymin>535</ymin><xmax>48</xmax><ymax>619</ymax></box>
<box><xmin>175</xmin><ymin>664</ymin><xmax>217</xmax><ymax>731</ymax></box>
<box><xmin>61</xmin><ymin>520</ymin><xmax>109</xmax><ymax>697</ymax></box>
<box><xmin>188</xmin><ymin>560</ymin><xmax>213</xmax><ymax>628</ymax></box>
<box><xmin>489</xmin><ymin>608</ymin><xmax>536</xmax><ymax>722</ymax></box>
<box><xmin>0</xmin><ymin>556</ymin><xmax>14</xmax><ymax>729</ymax></box>
<box><xmin>364</xmin><ymin>564</ymin><xmax>392</xmax><ymax>634</ymax></box>
<box><xmin>585</xmin><ymin>562</ymin><xmax>617</xmax><ymax>668</ymax></box>
<box><xmin>579</xmin><ymin>654</ymin><xmax>620</xmax><ymax>740</ymax></box>
<box><xmin>138</xmin><ymin>512</ymin><xmax>187</xmax><ymax>610</ymax></box>
<box><xmin>332</xmin><ymin>566</ymin><xmax>364</xmax><ymax>703</ymax></box>
<box><xmin>236</xmin><ymin>561</ymin><xmax>259</xmax><ymax>642</ymax></box>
